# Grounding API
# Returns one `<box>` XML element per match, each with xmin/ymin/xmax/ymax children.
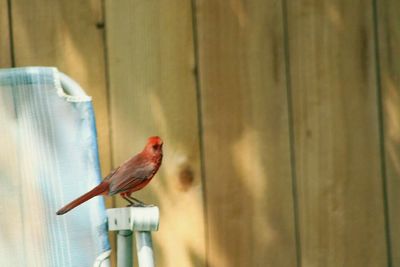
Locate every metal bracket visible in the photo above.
<box><xmin>107</xmin><ymin>206</ymin><xmax>159</xmax><ymax>267</ymax></box>
<box><xmin>107</xmin><ymin>206</ymin><xmax>159</xmax><ymax>231</ymax></box>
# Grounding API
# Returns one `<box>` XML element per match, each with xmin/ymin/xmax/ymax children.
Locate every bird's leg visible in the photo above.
<box><xmin>121</xmin><ymin>194</ymin><xmax>135</xmax><ymax>207</ymax></box>
<box><xmin>127</xmin><ymin>195</ymin><xmax>154</xmax><ymax>207</ymax></box>
<box><xmin>127</xmin><ymin>196</ymin><xmax>145</xmax><ymax>205</ymax></box>
<box><xmin>126</xmin><ymin>196</ymin><xmax>145</xmax><ymax>207</ymax></box>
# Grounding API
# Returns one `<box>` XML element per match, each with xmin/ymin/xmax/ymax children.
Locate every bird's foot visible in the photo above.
<box><xmin>126</xmin><ymin>203</ymin><xmax>140</xmax><ymax>207</ymax></box>
<box><xmin>126</xmin><ymin>203</ymin><xmax>154</xmax><ymax>208</ymax></box>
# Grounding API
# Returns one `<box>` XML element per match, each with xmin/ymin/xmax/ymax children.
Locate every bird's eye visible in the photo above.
<box><xmin>152</xmin><ymin>144</ymin><xmax>159</xmax><ymax>150</ymax></box>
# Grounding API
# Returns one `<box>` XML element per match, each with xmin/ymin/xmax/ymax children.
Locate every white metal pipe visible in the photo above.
<box><xmin>135</xmin><ymin>231</ymin><xmax>155</xmax><ymax>267</ymax></box>
<box><xmin>107</xmin><ymin>207</ymin><xmax>160</xmax><ymax>267</ymax></box>
<box><xmin>93</xmin><ymin>250</ymin><xmax>111</xmax><ymax>267</ymax></box>
<box><xmin>107</xmin><ymin>206</ymin><xmax>160</xmax><ymax>231</ymax></box>
<box><xmin>117</xmin><ymin>230</ymin><xmax>133</xmax><ymax>267</ymax></box>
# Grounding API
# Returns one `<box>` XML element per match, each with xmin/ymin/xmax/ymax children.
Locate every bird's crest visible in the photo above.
<box><xmin>147</xmin><ymin>136</ymin><xmax>163</xmax><ymax>145</ymax></box>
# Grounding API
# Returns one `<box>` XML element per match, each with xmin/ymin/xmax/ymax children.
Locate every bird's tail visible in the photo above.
<box><xmin>56</xmin><ymin>182</ymin><xmax>109</xmax><ymax>215</ymax></box>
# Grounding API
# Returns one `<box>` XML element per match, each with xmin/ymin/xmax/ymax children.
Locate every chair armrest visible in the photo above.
<box><xmin>106</xmin><ymin>207</ymin><xmax>159</xmax><ymax>267</ymax></box>
<box><xmin>106</xmin><ymin>206</ymin><xmax>160</xmax><ymax>231</ymax></box>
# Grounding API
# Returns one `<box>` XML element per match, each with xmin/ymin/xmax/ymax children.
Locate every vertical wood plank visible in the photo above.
<box><xmin>105</xmin><ymin>1</ymin><xmax>206</xmax><ymax>266</ymax></box>
<box><xmin>10</xmin><ymin>0</ymin><xmax>114</xmax><ymax>264</ymax></box>
<box><xmin>286</xmin><ymin>1</ymin><xmax>387</xmax><ymax>266</ymax></box>
<box><xmin>377</xmin><ymin>0</ymin><xmax>400</xmax><ymax>264</ymax></box>
<box><xmin>195</xmin><ymin>0</ymin><xmax>297</xmax><ymax>266</ymax></box>
<box><xmin>0</xmin><ymin>0</ymin><xmax>12</xmax><ymax>67</ymax></box>
<box><xmin>10</xmin><ymin>0</ymin><xmax>111</xmax><ymax>180</ymax></box>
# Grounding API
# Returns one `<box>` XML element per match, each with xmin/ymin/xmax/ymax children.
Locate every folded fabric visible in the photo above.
<box><xmin>0</xmin><ymin>67</ymin><xmax>110</xmax><ymax>267</ymax></box>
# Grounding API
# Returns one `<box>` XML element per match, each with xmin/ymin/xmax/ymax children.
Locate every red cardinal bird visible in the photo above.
<box><xmin>56</xmin><ymin>136</ymin><xmax>163</xmax><ymax>215</ymax></box>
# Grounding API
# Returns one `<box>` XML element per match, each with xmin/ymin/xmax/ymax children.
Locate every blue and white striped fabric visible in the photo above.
<box><xmin>0</xmin><ymin>67</ymin><xmax>110</xmax><ymax>267</ymax></box>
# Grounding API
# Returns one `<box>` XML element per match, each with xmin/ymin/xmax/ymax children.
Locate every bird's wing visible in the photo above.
<box><xmin>108</xmin><ymin>175</ymin><xmax>146</xmax><ymax>195</ymax></box>
<box><xmin>104</xmin><ymin>166</ymin><xmax>120</xmax><ymax>181</ymax></box>
<box><xmin>108</xmin><ymin>158</ymin><xmax>155</xmax><ymax>195</ymax></box>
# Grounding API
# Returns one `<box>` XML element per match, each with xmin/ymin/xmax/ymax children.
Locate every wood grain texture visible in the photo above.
<box><xmin>377</xmin><ymin>0</ymin><xmax>400</xmax><ymax>264</ymax></box>
<box><xmin>0</xmin><ymin>0</ymin><xmax>12</xmax><ymax>67</ymax></box>
<box><xmin>286</xmin><ymin>1</ymin><xmax>387</xmax><ymax>266</ymax></box>
<box><xmin>195</xmin><ymin>0</ymin><xmax>297</xmax><ymax>266</ymax></box>
<box><xmin>105</xmin><ymin>0</ymin><xmax>205</xmax><ymax>266</ymax></box>
<box><xmin>10</xmin><ymin>0</ymin><xmax>111</xmax><ymax>180</ymax></box>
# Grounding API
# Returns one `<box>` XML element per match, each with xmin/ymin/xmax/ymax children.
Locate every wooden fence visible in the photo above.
<box><xmin>1</xmin><ymin>0</ymin><xmax>399</xmax><ymax>266</ymax></box>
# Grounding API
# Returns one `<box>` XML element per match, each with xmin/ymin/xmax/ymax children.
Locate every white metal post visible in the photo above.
<box><xmin>107</xmin><ymin>207</ymin><xmax>160</xmax><ymax>267</ymax></box>
<box><xmin>117</xmin><ymin>230</ymin><xmax>133</xmax><ymax>267</ymax></box>
<box><xmin>135</xmin><ymin>231</ymin><xmax>156</xmax><ymax>267</ymax></box>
